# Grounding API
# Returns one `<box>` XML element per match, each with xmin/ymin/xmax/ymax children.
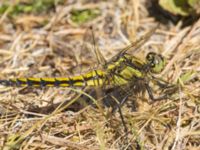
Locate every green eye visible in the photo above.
<box><xmin>146</xmin><ymin>52</ymin><xmax>166</xmax><ymax>73</ymax></box>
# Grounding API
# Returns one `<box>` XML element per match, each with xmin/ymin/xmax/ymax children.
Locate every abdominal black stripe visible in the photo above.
<box><xmin>27</xmin><ymin>79</ymin><xmax>40</xmax><ymax>86</ymax></box>
<box><xmin>0</xmin><ymin>80</ymin><xmax>11</xmax><ymax>86</ymax></box>
<box><xmin>84</xmin><ymin>72</ymin><xmax>104</xmax><ymax>81</ymax></box>
<box><xmin>54</xmin><ymin>79</ymin><xmax>60</xmax><ymax>86</ymax></box>
<box><xmin>40</xmin><ymin>79</ymin><xmax>54</xmax><ymax>86</ymax></box>
<box><xmin>67</xmin><ymin>77</ymin><xmax>75</xmax><ymax>86</ymax></box>
<box><xmin>9</xmin><ymin>80</ymin><xmax>16</xmax><ymax>86</ymax></box>
<box><xmin>94</xmin><ymin>70</ymin><xmax>100</xmax><ymax>85</ymax></box>
<box><xmin>82</xmin><ymin>76</ymin><xmax>87</xmax><ymax>86</ymax></box>
<box><xmin>16</xmin><ymin>79</ymin><xmax>26</xmax><ymax>86</ymax></box>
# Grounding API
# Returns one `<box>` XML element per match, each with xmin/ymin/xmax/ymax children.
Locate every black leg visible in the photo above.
<box><xmin>156</xmin><ymin>80</ymin><xmax>175</xmax><ymax>89</ymax></box>
<box><xmin>152</xmin><ymin>77</ymin><xmax>175</xmax><ymax>89</ymax></box>
<box><xmin>145</xmin><ymin>84</ymin><xmax>168</xmax><ymax>101</ymax></box>
<box><xmin>117</xmin><ymin>101</ymin><xmax>128</xmax><ymax>133</ymax></box>
<box><xmin>113</xmin><ymin>95</ymin><xmax>133</xmax><ymax>149</ymax></box>
<box><xmin>111</xmin><ymin>94</ymin><xmax>129</xmax><ymax>113</ymax></box>
<box><xmin>109</xmin><ymin>94</ymin><xmax>130</xmax><ymax>133</ymax></box>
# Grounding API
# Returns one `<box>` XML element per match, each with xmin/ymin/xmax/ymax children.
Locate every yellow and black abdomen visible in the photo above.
<box><xmin>0</xmin><ymin>70</ymin><xmax>107</xmax><ymax>87</ymax></box>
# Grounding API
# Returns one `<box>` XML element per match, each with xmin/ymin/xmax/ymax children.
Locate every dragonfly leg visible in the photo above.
<box><xmin>117</xmin><ymin>100</ymin><xmax>128</xmax><ymax>133</ymax></box>
<box><xmin>111</xmin><ymin>94</ymin><xmax>129</xmax><ymax>113</ymax></box>
<box><xmin>109</xmin><ymin>94</ymin><xmax>130</xmax><ymax>133</ymax></box>
<box><xmin>155</xmin><ymin>80</ymin><xmax>174</xmax><ymax>89</ymax></box>
<box><xmin>114</xmin><ymin>95</ymin><xmax>140</xmax><ymax>149</ymax></box>
<box><xmin>145</xmin><ymin>84</ymin><xmax>168</xmax><ymax>101</ymax></box>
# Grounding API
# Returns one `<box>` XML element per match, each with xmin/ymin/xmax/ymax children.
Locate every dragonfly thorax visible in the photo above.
<box><xmin>105</xmin><ymin>54</ymin><xmax>146</xmax><ymax>86</ymax></box>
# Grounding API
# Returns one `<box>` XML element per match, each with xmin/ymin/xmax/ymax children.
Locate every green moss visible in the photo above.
<box><xmin>70</xmin><ymin>9</ymin><xmax>100</xmax><ymax>25</ymax></box>
<box><xmin>0</xmin><ymin>0</ymin><xmax>64</xmax><ymax>16</ymax></box>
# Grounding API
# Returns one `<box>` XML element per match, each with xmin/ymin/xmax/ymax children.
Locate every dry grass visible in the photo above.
<box><xmin>0</xmin><ymin>0</ymin><xmax>199</xmax><ymax>150</ymax></box>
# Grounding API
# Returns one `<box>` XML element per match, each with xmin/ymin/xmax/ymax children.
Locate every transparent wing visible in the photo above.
<box><xmin>80</xmin><ymin>26</ymin><xmax>107</xmax><ymax>68</ymax></box>
<box><xmin>108</xmin><ymin>24</ymin><xmax>159</xmax><ymax>64</ymax></box>
<box><xmin>90</xmin><ymin>26</ymin><xmax>107</xmax><ymax>66</ymax></box>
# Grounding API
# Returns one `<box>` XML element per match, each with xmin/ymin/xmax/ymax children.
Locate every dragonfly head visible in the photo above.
<box><xmin>146</xmin><ymin>52</ymin><xmax>166</xmax><ymax>74</ymax></box>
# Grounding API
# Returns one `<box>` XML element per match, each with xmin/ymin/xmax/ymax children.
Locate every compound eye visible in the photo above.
<box><xmin>146</xmin><ymin>52</ymin><xmax>155</xmax><ymax>62</ymax></box>
<box><xmin>146</xmin><ymin>52</ymin><xmax>166</xmax><ymax>74</ymax></box>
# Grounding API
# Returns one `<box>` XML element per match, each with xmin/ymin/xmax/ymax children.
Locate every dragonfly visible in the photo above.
<box><xmin>0</xmin><ymin>24</ymin><xmax>170</xmax><ymax>114</ymax></box>
<box><xmin>0</xmin><ymin>25</ymin><xmax>171</xmax><ymax>135</ymax></box>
